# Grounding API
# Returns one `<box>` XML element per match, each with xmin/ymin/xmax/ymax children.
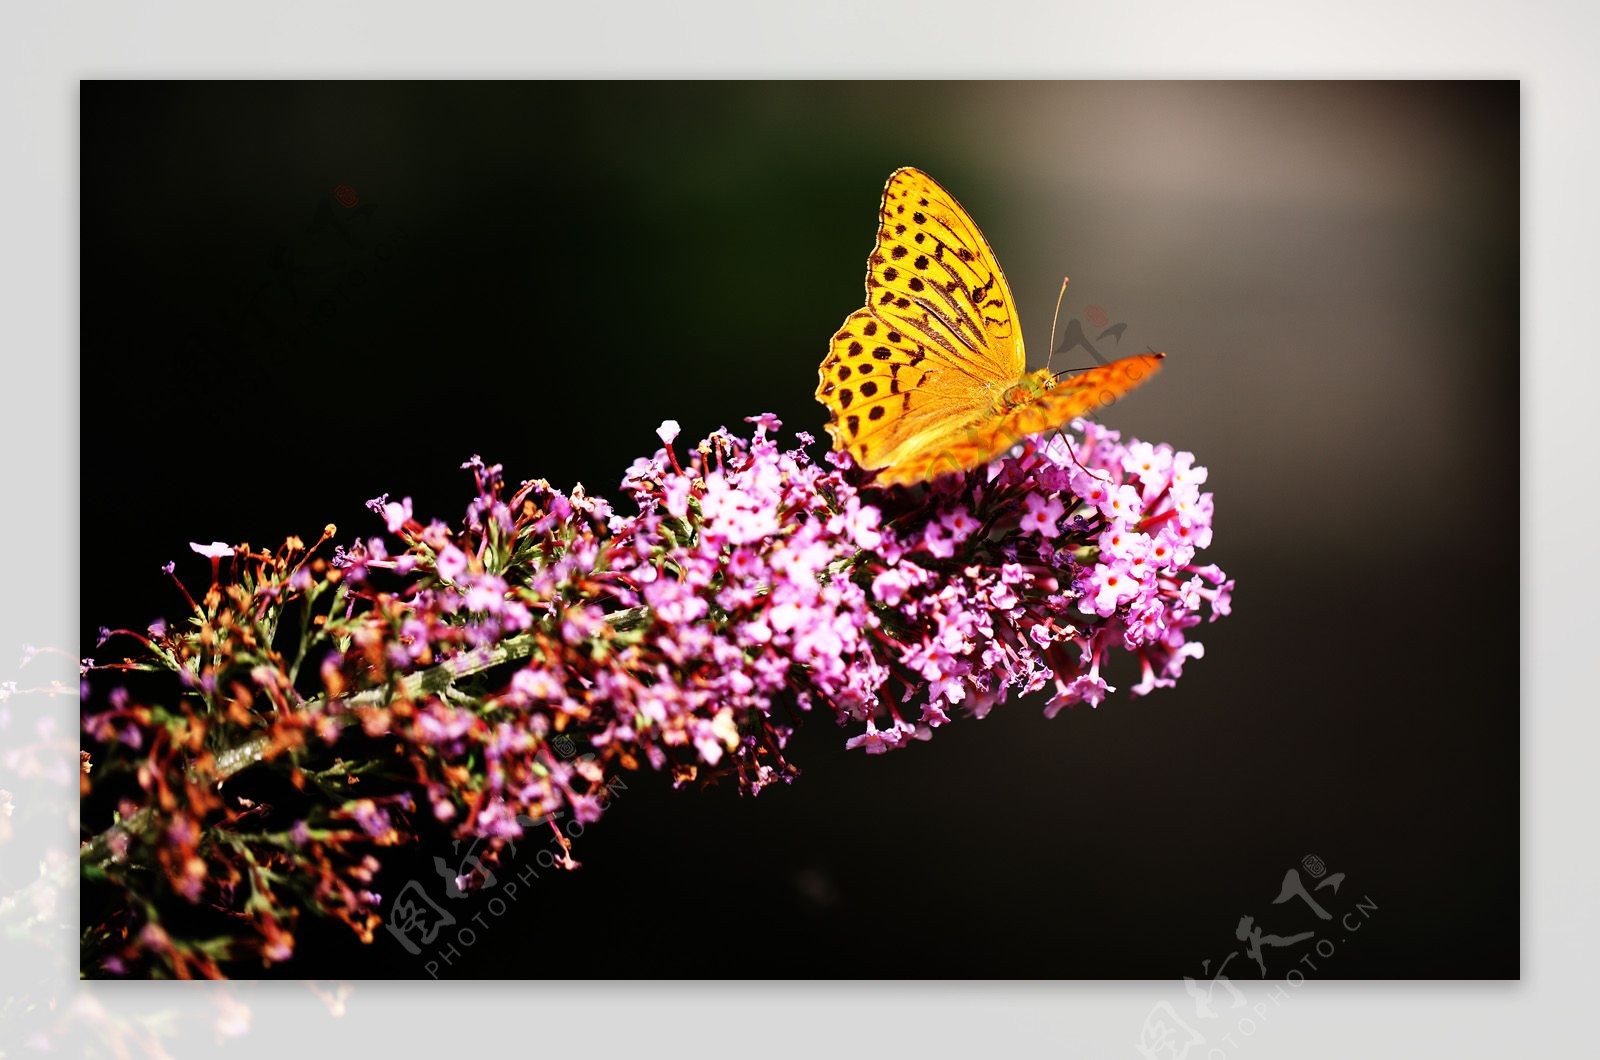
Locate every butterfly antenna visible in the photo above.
<box><xmin>1050</xmin><ymin>363</ymin><xmax>1100</xmax><ymax>383</ymax></box>
<box><xmin>1046</xmin><ymin>275</ymin><xmax>1070</xmax><ymax>374</ymax></box>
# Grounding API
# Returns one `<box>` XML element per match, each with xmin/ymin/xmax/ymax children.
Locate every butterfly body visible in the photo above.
<box><xmin>817</xmin><ymin>167</ymin><xmax>1163</xmax><ymax>486</ymax></box>
<box><xmin>998</xmin><ymin>369</ymin><xmax>1058</xmax><ymax>411</ymax></box>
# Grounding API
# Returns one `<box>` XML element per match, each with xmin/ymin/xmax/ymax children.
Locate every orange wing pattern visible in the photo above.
<box><xmin>817</xmin><ymin>167</ymin><xmax>1162</xmax><ymax>486</ymax></box>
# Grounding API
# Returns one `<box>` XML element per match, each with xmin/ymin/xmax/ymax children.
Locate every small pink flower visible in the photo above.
<box><xmin>1121</xmin><ymin>441</ymin><xmax>1173</xmax><ymax>499</ymax></box>
<box><xmin>941</xmin><ymin>506</ymin><xmax>981</xmax><ymax>542</ymax></box>
<box><xmin>844</xmin><ymin>718</ymin><xmax>916</xmax><ymax>754</ymax></box>
<box><xmin>1044</xmin><ymin>671</ymin><xmax>1113</xmax><ymax>716</ymax></box>
<box><xmin>922</xmin><ymin>520</ymin><xmax>957</xmax><ymax>558</ymax></box>
<box><xmin>436</xmin><ymin>543</ymin><xmax>468</xmax><ymax>582</ymax></box>
<box><xmin>872</xmin><ymin>568</ymin><xmax>912</xmax><ymax>607</ymax></box>
<box><xmin>1106</xmin><ymin>484</ymin><xmax>1143</xmax><ymax>522</ymax></box>
<box><xmin>383</xmin><ymin>496</ymin><xmax>413</xmax><ymax>533</ymax></box>
<box><xmin>1083</xmin><ymin>563</ymin><xmax>1140</xmax><ymax>617</ymax></box>
<box><xmin>1070</xmin><ymin>467</ymin><xmax>1113</xmax><ymax>510</ymax></box>
<box><xmin>662</xmin><ymin>476</ymin><xmax>691</xmax><ymax>518</ymax></box>
<box><xmin>1020</xmin><ymin>494</ymin><xmax>1064</xmax><ymax>538</ymax></box>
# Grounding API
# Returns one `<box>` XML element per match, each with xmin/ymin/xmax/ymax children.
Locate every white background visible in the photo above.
<box><xmin>0</xmin><ymin>1</ymin><xmax>1590</xmax><ymax>1056</ymax></box>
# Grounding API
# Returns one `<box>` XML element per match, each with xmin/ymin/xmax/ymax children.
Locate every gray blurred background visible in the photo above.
<box><xmin>82</xmin><ymin>81</ymin><xmax>1517</xmax><ymax>977</ymax></box>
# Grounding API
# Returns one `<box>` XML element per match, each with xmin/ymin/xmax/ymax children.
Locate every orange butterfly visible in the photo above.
<box><xmin>816</xmin><ymin>167</ymin><xmax>1164</xmax><ymax>486</ymax></box>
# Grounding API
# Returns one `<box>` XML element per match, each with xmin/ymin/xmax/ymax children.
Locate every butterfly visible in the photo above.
<box><xmin>816</xmin><ymin>167</ymin><xmax>1164</xmax><ymax>486</ymax></box>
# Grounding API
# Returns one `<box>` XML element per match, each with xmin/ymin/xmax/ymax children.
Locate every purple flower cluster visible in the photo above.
<box><xmin>329</xmin><ymin>412</ymin><xmax>1230</xmax><ymax>852</ymax></box>
<box><xmin>81</xmin><ymin>410</ymin><xmax>1230</xmax><ymax>976</ymax></box>
<box><xmin>789</xmin><ymin>418</ymin><xmax>1232</xmax><ymax>749</ymax></box>
<box><xmin>476</xmin><ymin>413</ymin><xmax>1230</xmax><ymax>771</ymax></box>
<box><xmin>606</xmin><ymin>415</ymin><xmax>887</xmax><ymax>786</ymax></box>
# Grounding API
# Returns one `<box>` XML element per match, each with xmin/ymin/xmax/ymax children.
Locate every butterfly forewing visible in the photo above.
<box><xmin>866</xmin><ymin>168</ymin><xmax>1025</xmax><ymax>380</ymax></box>
<box><xmin>818</xmin><ymin>168</ymin><xmax>1023</xmax><ymax>469</ymax></box>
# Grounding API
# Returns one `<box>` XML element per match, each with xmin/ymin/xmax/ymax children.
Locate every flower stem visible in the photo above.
<box><xmin>80</xmin><ymin>606</ymin><xmax>650</xmax><ymax>869</ymax></box>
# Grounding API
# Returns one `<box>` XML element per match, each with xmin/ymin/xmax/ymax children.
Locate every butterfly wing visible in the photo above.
<box><xmin>817</xmin><ymin>167</ymin><xmax>1163</xmax><ymax>486</ymax></box>
<box><xmin>879</xmin><ymin>352</ymin><xmax>1166</xmax><ymax>486</ymax></box>
<box><xmin>818</xmin><ymin>168</ymin><xmax>1027</xmax><ymax>470</ymax></box>
<box><xmin>864</xmin><ymin>167</ymin><xmax>1026</xmax><ymax>379</ymax></box>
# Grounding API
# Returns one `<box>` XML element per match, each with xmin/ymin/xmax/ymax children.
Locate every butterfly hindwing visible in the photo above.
<box><xmin>818</xmin><ymin>309</ymin><xmax>986</xmax><ymax>470</ymax></box>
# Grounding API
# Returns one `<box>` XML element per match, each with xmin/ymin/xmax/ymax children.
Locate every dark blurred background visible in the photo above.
<box><xmin>80</xmin><ymin>82</ymin><xmax>1518</xmax><ymax>978</ymax></box>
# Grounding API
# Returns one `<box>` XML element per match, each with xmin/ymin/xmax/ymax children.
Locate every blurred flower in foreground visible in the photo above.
<box><xmin>79</xmin><ymin>414</ymin><xmax>1230</xmax><ymax>977</ymax></box>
